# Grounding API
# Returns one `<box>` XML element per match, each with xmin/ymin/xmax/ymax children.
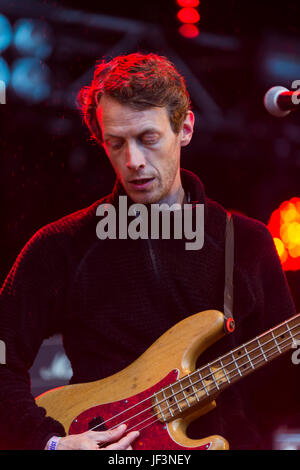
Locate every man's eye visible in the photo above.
<box><xmin>142</xmin><ymin>136</ymin><xmax>159</xmax><ymax>145</ymax></box>
<box><xmin>109</xmin><ymin>141</ymin><xmax>123</xmax><ymax>150</ymax></box>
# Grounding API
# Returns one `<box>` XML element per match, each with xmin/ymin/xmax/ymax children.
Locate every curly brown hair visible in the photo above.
<box><xmin>77</xmin><ymin>52</ymin><xmax>191</xmax><ymax>145</ymax></box>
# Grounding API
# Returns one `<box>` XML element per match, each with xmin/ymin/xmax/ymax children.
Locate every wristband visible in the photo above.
<box><xmin>48</xmin><ymin>436</ymin><xmax>62</xmax><ymax>450</ymax></box>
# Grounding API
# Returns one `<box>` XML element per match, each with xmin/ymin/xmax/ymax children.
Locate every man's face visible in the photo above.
<box><xmin>96</xmin><ymin>95</ymin><xmax>193</xmax><ymax>205</ymax></box>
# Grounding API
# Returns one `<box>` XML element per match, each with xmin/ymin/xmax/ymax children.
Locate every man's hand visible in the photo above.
<box><xmin>46</xmin><ymin>424</ymin><xmax>139</xmax><ymax>450</ymax></box>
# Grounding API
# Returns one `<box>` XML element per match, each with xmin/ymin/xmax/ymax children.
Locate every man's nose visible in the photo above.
<box><xmin>126</xmin><ymin>142</ymin><xmax>146</xmax><ymax>170</ymax></box>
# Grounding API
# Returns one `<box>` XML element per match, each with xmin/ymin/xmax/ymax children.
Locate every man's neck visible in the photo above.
<box><xmin>158</xmin><ymin>185</ymin><xmax>186</xmax><ymax>207</ymax></box>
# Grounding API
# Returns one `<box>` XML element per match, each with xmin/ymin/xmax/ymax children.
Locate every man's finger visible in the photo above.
<box><xmin>102</xmin><ymin>431</ymin><xmax>140</xmax><ymax>450</ymax></box>
<box><xmin>88</xmin><ymin>424</ymin><xmax>128</xmax><ymax>443</ymax></box>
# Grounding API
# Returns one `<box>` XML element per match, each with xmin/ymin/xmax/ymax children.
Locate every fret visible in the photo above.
<box><xmin>162</xmin><ymin>388</ymin><xmax>174</xmax><ymax>417</ymax></box>
<box><xmin>154</xmin><ymin>392</ymin><xmax>167</xmax><ymax>421</ymax></box>
<box><xmin>256</xmin><ymin>337</ymin><xmax>268</xmax><ymax>362</ymax></box>
<box><xmin>208</xmin><ymin>364</ymin><xmax>220</xmax><ymax>391</ymax></box>
<box><xmin>198</xmin><ymin>370</ymin><xmax>209</xmax><ymax>396</ymax></box>
<box><xmin>240</xmin><ymin>340</ymin><xmax>258</xmax><ymax>369</ymax></box>
<box><xmin>180</xmin><ymin>375</ymin><xmax>200</xmax><ymax>405</ymax></box>
<box><xmin>178</xmin><ymin>380</ymin><xmax>190</xmax><ymax>407</ymax></box>
<box><xmin>170</xmin><ymin>384</ymin><xmax>182</xmax><ymax>412</ymax></box>
<box><xmin>188</xmin><ymin>375</ymin><xmax>200</xmax><ymax>402</ymax></box>
<box><xmin>219</xmin><ymin>357</ymin><xmax>231</xmax><ymax>383</ymax></box>
<box><xmin>282</xmin><ymin>317</ymin><xmax>300</xmax><ymax>349</ymax></box>
<box><xmin>163</xmin><ymin>383</ymin><xmax>184</xmax><ymax>417</ymax></box>
<box><xmin>286</xmin><ymin>322</ymin><xmax>295</xmax><ymax>345</ymax></box>
<box><xmin>271</xmin><ymin>330</ymin><xmax>281</xmax><ymax>353</ymax></box>
<box><xmin>218</xmin><ymin>353</ymin><xmax>237</xmax><ymax>382</ymax></box>
<box><xmin>187</xmin><ymin>370</ymin><xmax>209</xmax><ymax>399</ymax></box>
<box><xmin>274</xmin><ymin>324</ymin><xmax>290</xmax><ymax>352</ymax></box>
<box><xmin>231</xmin><ymin>351</ymin><xmax>243</xmax><ymax>376</ymax></box>
<box><xmin>243</xmin><ymin>345</ymin><xmax>254</xmax><ymax>369</ymax></box>
<box><xmin>210</xmin><ymin>360</ymin><xmax>231</xmax><ymax>389</ymax></box>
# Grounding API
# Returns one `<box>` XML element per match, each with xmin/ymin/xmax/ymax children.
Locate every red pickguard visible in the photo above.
<box><xmin>69</xmin><ymin>370</ymin><xmax>212</xmax><ymax>450</ymax></box>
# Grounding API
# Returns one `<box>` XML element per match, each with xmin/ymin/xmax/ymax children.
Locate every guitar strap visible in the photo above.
<box><xmin>223</xmin><ymin>212</ymin><xmax>236</xmax><ymax>334</ymax></box>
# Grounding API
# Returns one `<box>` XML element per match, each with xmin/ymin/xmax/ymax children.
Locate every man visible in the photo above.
<box><xmin>0</xmin><ymin>53</ymin><xmax>298</xmax><ymax>450</ymax></box>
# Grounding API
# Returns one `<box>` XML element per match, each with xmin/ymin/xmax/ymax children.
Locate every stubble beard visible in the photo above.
<box><xmin>128</xmin><ymin>169</ymin><xmax>180</xmax><ymax>206</ymax></box>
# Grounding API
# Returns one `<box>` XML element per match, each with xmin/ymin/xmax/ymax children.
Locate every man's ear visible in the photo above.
<box><xmin>180</xmin><ymin>110</ymin><xmax>194</xmax><ymax>147</ymax></box>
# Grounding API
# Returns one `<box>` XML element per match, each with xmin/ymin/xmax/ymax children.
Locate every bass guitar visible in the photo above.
<box><xmin>35</xmin><ymin>309</ymin><xmax>300</xmax><ymax>450</ymax></box>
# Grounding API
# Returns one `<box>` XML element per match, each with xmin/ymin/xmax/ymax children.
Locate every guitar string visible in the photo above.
<box><xmin>150</xmin><ymin>320</ymin><xmax>300</xmax><ymax>408</ymax></box>
<box><xmin>121</xmin><ymin>336</ymin><xmax>296</xmax><ymax>432</ymax></box>
<box><xmin>87</xmin><ymin>323</ymin><xmax>299</xmax><ymax>433</ymax></box>
<box><xmin>88</xmin><ymin>322</ymin><xmax>300</xmax><ymax>432</ymax></box>
<box><xmin>126</xmin><ymin>339</ymin><xmax>295</xmax><ymax>436</ymax></box>
<box><xmin>111</xmin><ymin>334</ymin><xmax>296</xmax><ymax>432</ymax></box>
<box><xmin>88</xmin><ymin>323</ymin><xmax>300</xmax><ymax>433</ymax></box>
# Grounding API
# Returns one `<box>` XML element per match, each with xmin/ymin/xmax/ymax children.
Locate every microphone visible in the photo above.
<box><xmin>264</xmin><ymin>85</ymin><xmax>300</xmax><ymax>117</ymax></box>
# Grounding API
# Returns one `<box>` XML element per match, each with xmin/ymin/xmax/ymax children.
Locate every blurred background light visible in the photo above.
<box><xmin>0</xmin><ymin>56</ymin><xmax>10</xmax><ymax>86</ymax></box>
<box><xmin>11</xmin><ymin>57</ymin><xmax>51</xmax><ymax>103</ymax></box>
<box><xmin>0</xmin><ymin>13</ymin><xmax>13</xmax><ymax>53</ymax></box>
<box><xmin>268</xmin><ymin>197</ymin><xmax>300</xmax><ymax>271</ymax></box>
<box><xmin>264</xmin><ymin>55</ymin><xmax>300</xmax><ymax>81</ymax></box>
<box><xmin>177</xmin><ymin>0</ymin><xmax>200</xmax><ymax>38</ymax></box>
<box><xmin>179</xmin><ymin>23</ymin><xmax>199</xmax><ymax>38</ymax></box>
<box><xmin>176</xmin><ymin>0</ymin><xmax>199</xmax><ymax>6</ymax></box>
<box><xmin>13</xmin><ymin>19</ymin><xmax>53</xmax><ymax>59</ymax></box>
<box><xmin>177</xmin><ymin>7</ymin><xmax>200</xmax><ymax>24</ymax></box>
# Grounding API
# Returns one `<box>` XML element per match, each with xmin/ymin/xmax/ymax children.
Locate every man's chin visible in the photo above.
<box><xmin>128</xmin><ymin>192</ymin><xmax>160</xmax><ymax>205</ymax></box>
<box><xmin>123</xmin><ymin>186</ymin><xmax>161</xmax><ymax>204</ymax></box>
<box><xmin>122</xmin><ymin>183</ymin><xmax>160</xmax><ymax>205</ymax></box>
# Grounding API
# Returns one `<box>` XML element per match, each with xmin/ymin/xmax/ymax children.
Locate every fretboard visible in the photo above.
<box><xmin>153</xmin><ymin>313</ymin><xmax>300</xmax><ymax>422</ymax></box>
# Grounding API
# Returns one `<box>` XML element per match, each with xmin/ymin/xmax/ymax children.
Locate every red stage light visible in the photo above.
<box><xmin>176</xmin><ymin>0</ymin><xmax>199</xmax><ymax>7</ymax></box>
<box><xmin>179</xmin><ymin>24</ymin><xmax>199</xmax><ymax>38</ymax></box>
<box><xmin>268</xmin><ymin>197</ymin><xmax>300</xmax><ymax>271</ymax></box>
<box><xmin>177</xmin><ymin>7</ymin><xmax>200</xmax><ymax>24</ymax></box>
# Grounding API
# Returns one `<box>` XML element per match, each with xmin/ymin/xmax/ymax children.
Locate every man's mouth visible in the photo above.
<box><xmin>130</xmin><ymin>178</ymin><xmax>154</xmax><ymax>185</ymax></box>
<box><xmin>128</xmin><ymin>177</ymin><xmax>155</xmax><ymax>189</ymax></box>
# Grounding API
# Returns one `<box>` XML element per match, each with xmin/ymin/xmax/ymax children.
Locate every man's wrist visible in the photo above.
<box><xmin>45</xmin><ymin>435</ymin><xmax>62</xmax><ymax>450</ymax></box>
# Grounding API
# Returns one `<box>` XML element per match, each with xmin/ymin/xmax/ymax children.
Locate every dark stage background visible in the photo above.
<box><xmin>0</xmin><ymin>0</ymin><xmax>299</xmax><ymax>449</ymax></box>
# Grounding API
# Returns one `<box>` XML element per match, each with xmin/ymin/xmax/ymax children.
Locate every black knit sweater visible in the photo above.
<box><xmin>0</xmin><ymin>169</ymin><xmax>298</xmax><ymax>450</ymax></box>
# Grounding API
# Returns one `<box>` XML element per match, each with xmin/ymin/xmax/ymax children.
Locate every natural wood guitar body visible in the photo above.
<box><xmin>36</xmin><ymin>309</ymin><xmax>229</xmax><ymax>450</ymax></box>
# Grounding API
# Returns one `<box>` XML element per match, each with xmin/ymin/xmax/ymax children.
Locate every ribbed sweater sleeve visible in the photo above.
<box><xmin>0</xmin><ymin>226</ymin><xmax>67</xmax><ymax>449</ymax></box>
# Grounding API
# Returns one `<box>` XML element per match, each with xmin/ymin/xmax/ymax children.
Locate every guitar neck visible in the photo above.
<box><xmin>154</xmin><ymin>313</ymin><xmax>300</xmax><ymax>421</ymax></box>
